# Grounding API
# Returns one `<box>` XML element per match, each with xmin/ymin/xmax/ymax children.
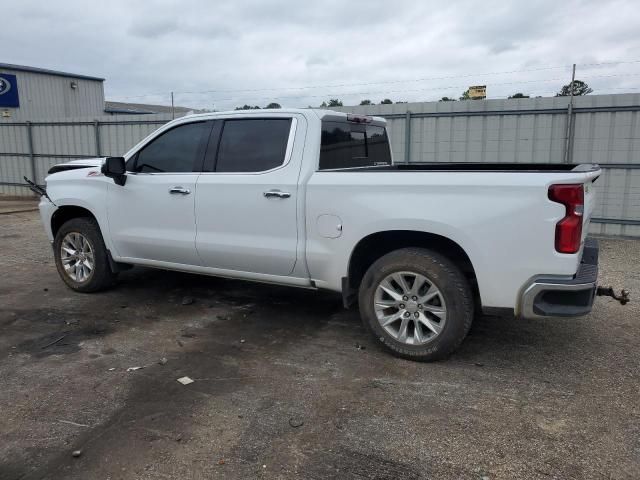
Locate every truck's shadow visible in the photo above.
<box><xmin>111</xmin><ymin>266</ymin><xmax>592</xmax><ymax>369</ymax></box>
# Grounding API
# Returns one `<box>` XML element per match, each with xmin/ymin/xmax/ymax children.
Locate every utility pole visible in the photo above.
<box><xmin>171</xmin><ymin>91</ymin><xmax>175</xmax><ymax>119</ymax></box>
<box><xmin>563</xmin><ymin>63</ymin><xmax>576</xmax><ymax>163</ymax></box>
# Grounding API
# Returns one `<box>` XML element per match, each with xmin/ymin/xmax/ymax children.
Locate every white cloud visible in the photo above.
<box><xmin>2</xmin><ymin>0</ymin><xmax>640</xmax><ymax>109</ymax></box>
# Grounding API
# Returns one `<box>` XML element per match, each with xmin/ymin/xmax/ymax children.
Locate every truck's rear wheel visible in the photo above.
<box><xmin>358</xmin><ymin>248</ymin><xmax>474</xmax><ymax>361</ymax></box>
<box><xmin>53</xmin><ymin>217</ymin><xmax>117</xmax><ymax>292</ymax></box>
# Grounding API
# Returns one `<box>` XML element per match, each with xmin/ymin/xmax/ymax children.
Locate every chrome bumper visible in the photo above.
<box><xmin>519</xmin><ymin>238</ymin><xmax>599</xmax><ymax>319</ymax></box>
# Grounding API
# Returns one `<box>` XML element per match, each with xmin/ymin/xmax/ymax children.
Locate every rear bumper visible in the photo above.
<box><xmin>519</xmin><ymin>238</ymin><xmax>599</xmax><ymax>319</ymax></box>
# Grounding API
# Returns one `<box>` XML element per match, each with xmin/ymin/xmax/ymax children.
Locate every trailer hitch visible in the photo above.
<box><xmin>596</xmin><ymin>286</ymin><xmax>630</xmax><ymax>305</ymax></box>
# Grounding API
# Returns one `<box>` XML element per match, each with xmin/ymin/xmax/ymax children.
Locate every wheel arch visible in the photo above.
<box><xmin>344</xmin><ymin>230</ymin><xmax>479</xmax><ymax>308</ymax></box>
<box><xmin>50</xmin><ymin>204</ymin><xmax>131</xmax><ymax>275</ymax></box>
<box><xmin>51</xmin><ymin>205</ymin><xmax>99</xmax><ymax>238</ymax></box>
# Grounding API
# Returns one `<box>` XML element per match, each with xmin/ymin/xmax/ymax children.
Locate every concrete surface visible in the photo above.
<box><xmin>0</xmin><ymin>198</ymin><xmax>38</xmax><ymax>215</ymax></box>
<box><xmin>0</xmin><ymin>210</ymin><xmax>638</xmax><ymax>480</ymax></box>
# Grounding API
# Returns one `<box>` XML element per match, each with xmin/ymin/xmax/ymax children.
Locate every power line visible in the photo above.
<box><xmin>170</xmin><ymin>71</ymin><xmax>640</xmax><ymax>104</ymax></box>
<box><xmin>578</xmin><ymin>59</ymin><xmax>640</xmax><ymax>68</ymax></box>
<box><xmin>173</xmin><ymin>66</ymin><xmax>571</xmax><ymax>95</ymax></box>
<box><xmin>199</xmin><ymin>78</ymin><xmax>563</xmax><ymax>103</ymax></box>
<box><xmin>116</xmin><ymin>64</ymin><xmax>569</xmax><ymax>99</ymax></box>
<box><xmin>113</xmin><ymin>58</ymin><xmax>640</xmax><ymax>101</ymax></box>
<box><xmin>124</xmin><ymin>76</ymin><xmax>569</xmax><ymax>104</ymax></box>
<box><xmin>581</xmin><ymin>72</ymin><xmax>640</xmax><ymax>80</ymax></box>
<box><xmin>112</xmin><ymin>84</ymin><xmax>640</xmax><ymax>109</ymax></box>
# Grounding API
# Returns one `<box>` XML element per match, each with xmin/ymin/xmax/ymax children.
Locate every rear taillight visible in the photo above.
<box><xmin>548</xmin><ymin>184</ymin><xmax>584</xmax><ymax>254</ymax></box>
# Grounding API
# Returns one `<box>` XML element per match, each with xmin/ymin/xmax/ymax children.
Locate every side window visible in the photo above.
<box><xmin>215</xmin><ymin>119</ymin><xmax>292</xmax><ymax>173</ymax></box>
<box><xmin>319</xmin><ymin>121</ymin><xmax>392</xmax><ymax>170</ymax></box>
<box><xmin>133</xmin><ymin>121</ymin><xmax>209</xmax><ymax>173</ymax></box>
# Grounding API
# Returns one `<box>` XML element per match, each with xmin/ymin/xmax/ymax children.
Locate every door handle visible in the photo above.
<box><xmin>263</xmin><ymin>190</ymin><xmax>291</xmax><ymax>199</ymax></box>
<box><xmin>169</xmin><ymin>186</ymin><xmax>191</xmax><ymax>195</ymax></box>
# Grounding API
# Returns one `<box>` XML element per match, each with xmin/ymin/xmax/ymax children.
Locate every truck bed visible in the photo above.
<box><xmin>330</xmin><ymin>162</ymin><xmax>599</xmax><ymax>173</ymax></box>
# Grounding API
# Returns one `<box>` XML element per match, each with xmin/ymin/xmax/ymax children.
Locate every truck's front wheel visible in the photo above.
<box><xmin>358</xmin><ymin>248</ymin><xmax>474</xmax><ymax>361</ymax></box>
<box><xmin>53</xmin><ymin>217</ymin><xmax>118</xmax><ymax>293</ymax></box>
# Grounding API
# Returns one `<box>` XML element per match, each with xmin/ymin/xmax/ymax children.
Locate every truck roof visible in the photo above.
<box><xmin>180</xmin><ymin>108</ymin><xmax>387</xmax><ymax>125</ymax></box>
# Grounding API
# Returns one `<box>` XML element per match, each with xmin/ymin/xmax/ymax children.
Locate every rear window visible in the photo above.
<box><xmin>319</xmin><ymin>121</ymin><xmax>391</xmax><ymax>170</ymax></box>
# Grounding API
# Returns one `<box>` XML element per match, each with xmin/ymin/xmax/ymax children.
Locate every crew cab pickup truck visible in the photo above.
<box><xmin>37</xmin><ymin>109</ymin><xmax>602</xmax><ymax>361</ymax></box>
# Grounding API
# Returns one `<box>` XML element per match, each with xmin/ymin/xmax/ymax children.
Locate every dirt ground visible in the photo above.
<box><xmin>0</xmin><ymin>209</ymin><xmax>638</xmax><ymax>480</ymax></box>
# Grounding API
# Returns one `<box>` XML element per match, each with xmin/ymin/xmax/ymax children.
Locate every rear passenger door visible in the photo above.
<box><xmin>194</xmin><ymin>116</ymin><xmax>301</xmax><ymax>276</ymax></box>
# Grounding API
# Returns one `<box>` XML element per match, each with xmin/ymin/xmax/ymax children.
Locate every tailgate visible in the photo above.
<box><xmin>581</xmin><ymin>169</ymin><xmax>600</xmax><ymax>243</ymax></box>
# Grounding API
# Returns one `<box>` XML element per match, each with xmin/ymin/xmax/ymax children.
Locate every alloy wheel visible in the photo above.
<box><xmin>373</xmin><ymin>271</ymin><xmax>447</xmax><ymax>345</ymax></box>
<box><xmin>60</xmin><ymin>232</ymin><xmax>95</xmax><ymax>283</ymax></box>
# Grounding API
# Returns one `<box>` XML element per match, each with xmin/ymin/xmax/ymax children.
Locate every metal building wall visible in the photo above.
<box><xmin>335</xmin><ymin>94</ymin><xmax>640</xmax><ymax>237</ymax></box>
<box><xmin>0</xmin><ymin>67</ymin><xmax>105</xmax><ymax>122</ymax></box>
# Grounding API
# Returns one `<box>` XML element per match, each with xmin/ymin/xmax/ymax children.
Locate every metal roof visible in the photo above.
<box><xmin>104</xmin><ymin>101</ymin><xmax>202</xmax><ymax>115</ymax></box>
<box><xmin>0</xmin><ymin>63</ymin><xmax>104</xmax><ymax>81</ymax></box>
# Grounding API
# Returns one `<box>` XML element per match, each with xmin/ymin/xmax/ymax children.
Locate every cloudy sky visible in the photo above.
<box><xmin>3</xmin><ymin>0</ymin><xmax>640</xmax><ymax>110</ymax></box>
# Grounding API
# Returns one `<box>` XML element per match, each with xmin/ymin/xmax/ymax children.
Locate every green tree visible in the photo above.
<box><xmin>556</xmin><ymin>80</ymin><xmax>593</xmax><ymax>97</ymax></box>
<box><xmin>439</xmin><ymin>97</ymin><xmax>456</xmax><ymax>102</ymax></box>
<box><xmin>265</xmin><ymin>102</ymin><xmax>281</xmax><ymax>109</ymax></box>
<box><xmin>459</xmin><ymin>89</ymin><xmax>484</xmax><ymax>101</ymax></box>
<box><xmin>235</xmin><ymin>105</ymin><xmax>261</xmax><ymax>110</ymax></box>
<box><xmin>359</xmin><ymin>99</ymin><xmax>373</xmax><ymax>105</ymax></box>
<box><xmin>380</xmin><ymin>98</ymin><xmax>393</xmax><ymax>104</ymax></box>
<box><xmin>319</xmin><ymin>99</ymin><xmax>343</xmax><ymax>108</ymax></box>
<box><xmin>508</xmin><ymin>93</ymin><xmax>530</xmax><ymax>99</ymax></box>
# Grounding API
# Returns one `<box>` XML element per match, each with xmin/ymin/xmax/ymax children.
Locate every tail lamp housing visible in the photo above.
<box><xmin>548</xmin><ymin>184</ymin><xmax>584</xmax><ymax>254</ymax></box>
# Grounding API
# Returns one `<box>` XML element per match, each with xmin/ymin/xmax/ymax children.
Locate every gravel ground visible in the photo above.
<box><xmin>0</xmin><ymin>210</ymin><xmax>638</xmax><ymax>480</ymax></box>
<box><xmin>0</xmin><ymin>199</ymin><xmax>38</xmax><ymax>215</ymax></box>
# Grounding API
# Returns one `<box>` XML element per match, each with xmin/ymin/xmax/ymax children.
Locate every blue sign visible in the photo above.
<box><xmin>0</xmin><ymin>74</ymin><xmax>19</xmax><ymax>108</ymax></box>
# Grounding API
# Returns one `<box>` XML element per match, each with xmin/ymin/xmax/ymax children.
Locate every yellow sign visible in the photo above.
<box><xmin>469</xmin><ymin>85</ymin><xmax>486</xmax><ymax>99</ymax></box>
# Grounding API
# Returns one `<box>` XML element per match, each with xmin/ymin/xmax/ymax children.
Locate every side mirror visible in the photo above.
<box><xmin>101</xmin><ymin>157</ymin><xmax>127</xmax><ymax>186</ymax></box>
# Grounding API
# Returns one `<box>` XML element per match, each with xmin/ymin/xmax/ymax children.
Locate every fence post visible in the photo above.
<box><xmin>563</xmin><ymin>63</ymin><xmax>576</xmax><ymax>163</ymax></box>
<box><xmin>26</xmin><ymin>121</ymin><xmax>36</xmax><ymax>185</ymax></box>
<box><xmin>94</xmin><ymin>120</ymin><xmax>101</xmax><ymax>156</ymax></box>
<box><xmin>404</xmin><ymin>110</ymin><xmax>412</xmax><ymax>163</ymax></box>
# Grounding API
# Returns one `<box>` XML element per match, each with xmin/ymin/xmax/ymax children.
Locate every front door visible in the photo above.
<box><xmin>107</xmin><ymin>120</ymin><xmax>211</xmax><ymax>265</ymax></box>
<box><xmin>195</xmin><ymin>116</ymin><xmax>301</xmax><ymax>276</ymax></box>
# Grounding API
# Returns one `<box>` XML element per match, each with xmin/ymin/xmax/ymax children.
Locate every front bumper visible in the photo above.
<box><xmin>38</xmin><ymin>196</ymin><xmax>56</xmax><ymax>242</ymax></box>
<box><xmin>519</xmin><ymin>238</ymin><xmax>599</xmax><ymax>319</ymax></box>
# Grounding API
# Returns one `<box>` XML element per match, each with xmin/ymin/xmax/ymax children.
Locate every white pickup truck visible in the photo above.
<box><xmin>36</xmin><ymin>108</ymin><xmax>602</xmax><ymax>361</ymax></box>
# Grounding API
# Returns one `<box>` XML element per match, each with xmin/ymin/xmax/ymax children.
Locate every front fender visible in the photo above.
<box><xmin>44</xmin><ymin>174</ymin><xmax>113</xmax><ymax>252</ymax></box>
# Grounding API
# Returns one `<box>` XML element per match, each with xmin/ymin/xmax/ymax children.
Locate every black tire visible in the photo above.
<box><xmin>358</xmin><ymin>248</ymin><xmax>474</xmax><ymax>362</ymax></box>
<box><xmin>53</xmin><ymin>217</ymin><xmax>118</xmax><ymax>293</ymax></box>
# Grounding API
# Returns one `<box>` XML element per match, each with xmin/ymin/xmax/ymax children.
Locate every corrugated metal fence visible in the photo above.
<box><xmin>336</xmin><ymin>94</ymin><xmax>640</xmax><ymax>237</ymax></box>
<box><xmin>1</xmin><ymin>94</ymin><xmax>639</xmax><ymax>236</ymax></box>
<box><xmin>0</xmin><ymin>113</ymin><xmax>174</xmax><ymax>196</ymax></box>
